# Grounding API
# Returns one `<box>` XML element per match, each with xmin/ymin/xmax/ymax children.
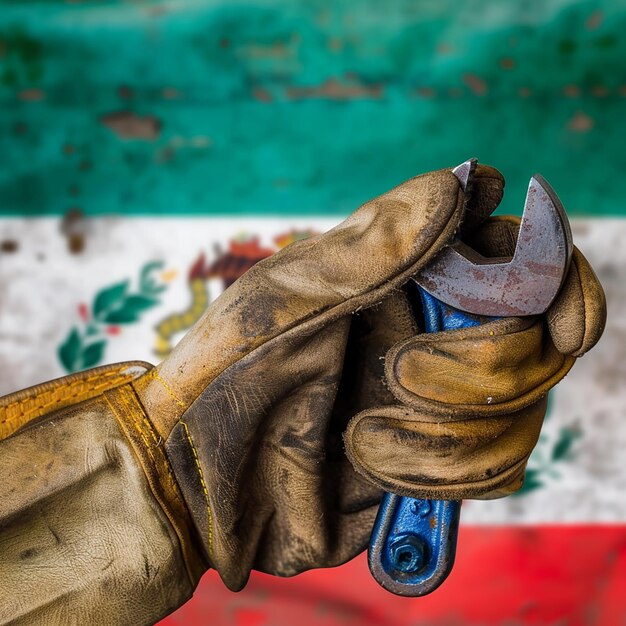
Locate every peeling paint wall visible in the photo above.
<box><xmin>0</xmin><ymin>0</ymin><xmax>624</xmax><ymax>216</ymax></box>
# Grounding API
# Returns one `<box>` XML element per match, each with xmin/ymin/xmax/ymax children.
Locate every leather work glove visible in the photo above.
<box><xmin>0</xmin><ymin>164</ymin><xmax>605</xmax><ymax>625</ymax></box>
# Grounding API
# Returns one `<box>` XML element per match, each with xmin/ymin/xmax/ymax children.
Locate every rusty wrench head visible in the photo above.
<box><xmin>415</xmin><ymin>159</ymin><xmax>573</xmax><ymax>317</ymax></box>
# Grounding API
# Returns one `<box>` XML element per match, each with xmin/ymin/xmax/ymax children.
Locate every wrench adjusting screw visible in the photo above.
<box><xmin>389</xmin><ymin>533</ymin><xmax>428</xmax><ymax>574</ymax></box>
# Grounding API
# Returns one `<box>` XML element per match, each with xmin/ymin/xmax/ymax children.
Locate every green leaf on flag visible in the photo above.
<box><xmin>58</xmin><ymin>328</ymin><xmax>82</xmax><ymax>372</ymax></box>
<box><xmin>81</xmin><ymin>340</ymin><xmax>106</xmax><ymax>368</ymax></box>
<box><xmin>552</xmin><ymin>427</ymin><xmax>581</xmax><ymax>462</ymax></box>
<box><xmin>94</xmin><ymin>281</ymin><xmax>128</xmax><ymax>318</ymax></box>
<box><xmin>103</xmin><ymin>294</ymin><xmax>158</xmax><ymax>323</ymax></box>
<box><xmin>140</xmin><ymin>261</ymin><xmax>166</xmax><ymax>296</ymax></box>
<box><xmin>58</xmin><ymin>259</ymin><xmax>169</xmax><ymax>373</ymax></box>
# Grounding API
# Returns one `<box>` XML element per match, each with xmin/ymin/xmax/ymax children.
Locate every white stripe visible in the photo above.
<box><xmin>0</xmin><ymin>217</ymin><xmax>620</xmax><ymax>522</ymax></box>
<box><xmin>0</xmin><ymin>217</ymin><xmax>337</xmax><ymax>390</ymax></box>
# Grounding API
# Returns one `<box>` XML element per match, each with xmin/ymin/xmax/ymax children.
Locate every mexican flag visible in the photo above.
<box><xmin>0</xmin><ymin>2</ymin><xmax>622</xmax><ymax>624</ymax></box>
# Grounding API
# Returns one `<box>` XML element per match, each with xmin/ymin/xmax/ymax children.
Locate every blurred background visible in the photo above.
<box><xmin>0</xmin><ymin>1</ymin><xmax>624</xmax><ymax>624</ymax></box>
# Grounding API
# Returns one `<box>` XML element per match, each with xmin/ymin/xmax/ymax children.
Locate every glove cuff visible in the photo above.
<box><xmin>0</xmin><ymin>363</ymin><xmax>203</xmax><ymax>625</ymax></box>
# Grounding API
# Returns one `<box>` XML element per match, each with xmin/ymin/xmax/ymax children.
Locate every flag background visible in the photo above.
<box><xmin>0</xmin><ymin>1</ymin><xmax>624</xmax><ymax>624</ymax></box>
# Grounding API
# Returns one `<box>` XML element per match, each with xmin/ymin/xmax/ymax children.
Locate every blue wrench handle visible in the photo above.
<box><xmin>367</xmin><ymin>287</ymin><xmax>492</xmax><ymax>596</ymax></box>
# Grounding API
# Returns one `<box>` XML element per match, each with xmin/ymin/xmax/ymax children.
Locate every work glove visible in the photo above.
<box><xmin>130</xmin><ymin>162</ymin><xmax>604</xmax><ymax>588</ymax></box>
<box><xmin>0</xmin><ymin>164</ymin><xmax>605</xmax><ymax>626</ymax></box>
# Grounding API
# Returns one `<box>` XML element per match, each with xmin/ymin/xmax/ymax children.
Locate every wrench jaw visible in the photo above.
<box><xmin>415</xmin><ymin>173</ymin><xmax>574</xmax><ymax>317</ymax></box>
<box><xmin>521</xmin><ymin>174</ymin><xmax>574</xmax><ymax>292</ymax></box>
<box><xmin>451</xmin><ymin>158</ymin><xmax>477</xmax><ymax>193</ymax></box>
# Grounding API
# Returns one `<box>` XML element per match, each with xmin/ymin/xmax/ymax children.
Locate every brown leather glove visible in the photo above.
<box><xmin>0</xmin><ymin>164</ymin><xmax>605</xmax><ymax>625</ymax></box>
<box><xmin>130</xmin><ymin>163</ymin><xmax>604</xmax><ymax>590</ymax></box>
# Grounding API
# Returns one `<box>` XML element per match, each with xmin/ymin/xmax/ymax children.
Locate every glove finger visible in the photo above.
<box><xmin>460</xmin><ymin>164</ymin><xmax>505</xmax><ymax>235</ymax></box>
<box><xmin>463</xmin><ymin>214</ymin><xmax>520</xmax><ymax>257</ymax></box>
<box><xmin>547</xmin><ymin>247</ymin><xmax>606</xmax><ymax>357</ymax></box>
<box><xmin>344</xmin><ymin>399</ymin><xmax>546</xmax><ymax>501</ymax></box>
<box><xmin>385</xmin><ymin>317</ymin><xmax>574</xmax><ymax>418</ymax></box>
<box><xmin>345</xmin><ymin>317</ymin><xmax>575</xmax><ymax>500</ymax></box>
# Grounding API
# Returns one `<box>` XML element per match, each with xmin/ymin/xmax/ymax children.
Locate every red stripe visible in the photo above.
<box><xmin>161</xmin><ymin>526</ymin><xmax>626</xmax><ymax>626</ymax></box>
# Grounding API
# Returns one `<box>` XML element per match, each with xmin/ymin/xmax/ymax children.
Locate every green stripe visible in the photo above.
<box><xmin>0</xmin><ymin>0</ymin><xmax>625</xmax><ymax>216</ymax></box>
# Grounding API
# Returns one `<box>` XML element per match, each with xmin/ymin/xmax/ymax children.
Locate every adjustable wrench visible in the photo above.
<box><xmin>368</xmin><ymin>159</ymin><xmax>573</xmax><ymax>596</ymax></box>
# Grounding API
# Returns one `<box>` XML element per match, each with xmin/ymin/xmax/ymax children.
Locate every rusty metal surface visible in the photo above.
<box><xmin>416</xmin><ymin>173</ymin><xmax>574</xmax><ymax>316</ymax></box>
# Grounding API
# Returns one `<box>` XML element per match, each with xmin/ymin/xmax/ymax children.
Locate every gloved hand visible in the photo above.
<box><xmin>130</xmin><ymin>162</ymin><xmax>604</xmax><ymax>590</ymax></box>
<box><xmin>0</xmin><ymin>163</ymin><xmax>605</xmax><ymax>626</ymax></box>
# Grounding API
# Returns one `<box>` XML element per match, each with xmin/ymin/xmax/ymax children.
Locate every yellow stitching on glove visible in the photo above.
<box><xmin>180</xmin><ymin>419</ymin><xmax>214</xmax><ymax>556</ymax></box>
<box><xmin>148</xmin><ymin>369</ymin><xmax>187</xmax><ymax>409</ymax></box>
<box><xmin>0</xmin><ymin>367</ymin><xmax>134</xmax><ymax>440</ymax></box>
<box><xmin>150</xmin><ymin>370</ymin><xmax>214</xmax><ymax>555</ymax></box>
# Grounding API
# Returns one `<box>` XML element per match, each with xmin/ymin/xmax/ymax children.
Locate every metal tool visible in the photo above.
<box><xmin>368</xmin><ymin>159</ymin><xmax>574</xmax><ymax>596</ymax></box>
